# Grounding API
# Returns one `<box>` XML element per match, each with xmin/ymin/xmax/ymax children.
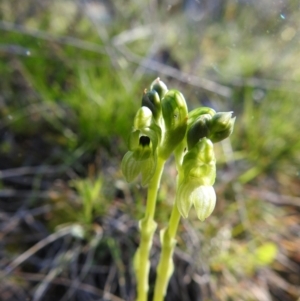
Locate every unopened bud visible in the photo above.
<box><xmin>150</xmin><ymin>78</ymin><xmax>168</xmax><ymax>99</ymax></box>
<box><xmin>187</xmin><ymin>114</ymin><xmax>211</xmax><ymax>150</ymax></box>
<box><xmin>187</xmin><ymin>110</ymin><xmax>235</xmax><ymax>146</ymax></box>
<box><xmin>208</xmin><ymin>112</ymin><xmax>235</xmax><ymax>143</ymax></box>
<box><xmin>141</xmin><ymin>90</ymin><xmax>162</xmax><ymax>124</ymax></box>
<box><xmin>134</xmin><ymin>106</ymin><xmax>153</xmax><ymax>130</ymax></box>
<box><xmin>188</xmin><ymin>107</ymin><xmax>216</xmax><ymax>125</ymax></box>
<box><xmin>159</xmin><ymin>90</ymin><xmax>188</xmax><ymax>159</ymax></box>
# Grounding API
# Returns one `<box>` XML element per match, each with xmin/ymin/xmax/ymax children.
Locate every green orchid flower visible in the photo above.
<box><xmin>121</xmin><ymin>106</ymin><xmax>161</xmax><ymax>186</ymax></box>
<box><xmin>176</xmin><ymin>138</ymin><xmax>217</xmax><ymax>221</ymax></box>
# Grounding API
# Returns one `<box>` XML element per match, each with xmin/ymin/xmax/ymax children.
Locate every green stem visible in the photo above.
<box><xmin>135</xmin><ymin>157</ymin><xmax>165</xmax><ymax>301</ymax></box>
<box><xmin>145</xmin><ymin>157</ymin><xmax>165</xmax><ymax>218</ymax></box>
<box><xmin>153</xmin><ymin>204</ymin><xmax>181</xmax><ymax>301</ymax></box>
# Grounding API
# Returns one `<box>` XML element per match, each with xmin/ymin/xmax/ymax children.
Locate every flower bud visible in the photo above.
<box><xmin>187</xmin><ymin>109</ymin><xmax>235</xmax><ymax>147</ymax></box>
<box><xmin>141</xmin><ymin>90</ymin><xmax>162</xmax><ymax>124</ymax></box>
<box><xmin>150</xmin><ymin>78</ymin><xmax>168</xmax><ymax>99</ymax></box>
<box><xmin>134</xmin><ymin>106</ymin><xmax>153</xmax><ymax>130</ymax></box>
<box><xmin>159</xmin><ymin>90</ymin><xmax>188</xmax><ymax>159</ymax></box>
<box><xmin>187</xmin><ymin>114</ymin><xmax>211</xmax><ymax>150</ymax></box>
<box><xmin>188</xmin><ymin>107</ymin><xmax>216</xmax><ymax>126</ymax></box>
<box><xmin>186</xmin><ymin>107</ymin><xmax>215</xmax><ymax>149</ymax></box>
<box><xmin>208</xmin><ymin>112</ymin><xmax>236</xmax><ymax>143</ymax></box>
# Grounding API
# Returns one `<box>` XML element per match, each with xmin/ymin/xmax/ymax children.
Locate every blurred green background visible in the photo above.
<box><xmin>0</xmin><ymin>1</ymin><xmax>300</xmax><ymax>300</ymax></box>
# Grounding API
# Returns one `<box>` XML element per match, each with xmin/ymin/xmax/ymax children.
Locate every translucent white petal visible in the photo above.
<box><xmin>191</xmin><ymin>186</ymin><xmax>216</xmax><ymax>221</ymax></box>
<box><xmin>175</xmin><ymin>181</ymin><xmax>194</xmax><ymax>218</ymax></box>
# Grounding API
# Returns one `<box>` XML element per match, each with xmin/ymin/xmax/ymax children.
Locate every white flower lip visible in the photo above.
<box><xmin>191</xmin><ymin>186</ymin><xmax>216</xmax><ymax>221</ymax></box>
<box><xmin>176</xmin><ymin>182</ymin><xmax>216</xmax><ymax>221</ymax></box>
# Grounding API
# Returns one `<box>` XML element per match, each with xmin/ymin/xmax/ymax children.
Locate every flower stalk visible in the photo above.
<box><xmin>134</xmin><ymin>157</ymin><xmax>165</xmax><ymax>301</ymax></box>
<box><xmin>153</xmin><ymin>203</ymin><xmax>181</xmax><ymax>301</ymax></box>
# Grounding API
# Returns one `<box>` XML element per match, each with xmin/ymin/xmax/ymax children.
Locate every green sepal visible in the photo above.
<box><xmin>128</xmin><ymin>130</ymin><xmax>155</xmax><ymax>161</ymax></box>
<box><xmin>128</xmin><ymin>130</ymin><xmax>140</xmax><ymax>151</ymax></box>
<box><xmin>176</xmin><ymin>180</ymin><xmax>195</xmax><ymax>218</ymax></box>
<box><xmin>121</xmin><ymin>151</ymin><xmax>142</xmax><ymax>183</ymax></box>
<box><xmin>134</xmin><ymin>106</ymin><xmax>153</xmax><ymax>130</ymax></box>
<box><xmin>130</xmin><ymin>107</ymin><xmax>161</xmax><ymax>155</ymax></box>
<box><xmin>121</xmin><ymin>151</ymin><xmax>157</xmax><ymax>186</ymax></box>
<box><xmin>150</xmin><ymin>78</ymin><xmax>168</xmax><ymax>99</ymax></box>
<box><xmin>209</xmin><ymin>112</ymin><xmax>234</xmax><ymax>132</ymax></box>
<box><xmin>133</xmin><ymin>142</ymin><xmax>152</xmax><ymax>161</ymax></box>
<box><xmin>128</xmin><ymin>110</ymin><xmax>161</xmax><ymax>158</ymax></box>
<box><xmin>208</xmin><ymin>112</ymin><xmax>236</xmax><ymax>143</ymax></box>
<box><xmin>159</xmin><ymin>90</ymin><xmax>188</xmax><ymax>159</ymax></box>
<box><xmin>188</xmin><ymin>107</ymin><xmax>216</xmax><ymax>126</ymax></box>
<box><xmin>187</xmin><ymin>107</ymin><xmax>215</xmax><ymax>149</ymax></box>
<box><xmin>130</xmin><ymin>126</ymin><xmax>161</xmax><ymax>154</ymax></box>
<box><xmin>174</xmin><ymin>138</ymin><xmax>187</xmax><ymax>169</ymax></box>
<box><xmin>182</xmin><ymin>138</ymin><xmax>216</xmax><ymax>186</ymax></box>
<box><xmin>142</xmin><ymin>125</ymin><xmax>161</xmax><ymax>153</ymax></box>
<box><xmin>187</xmin><ymin>109</ymin><xmax>235</xmax><ymax>146</ymax></box>
<box><xmin>187</xmin><ymin>114</ymin><xmax>212</xmax><ymax>150</ymax></box>
<box><xmin>141</xmin><ymin>90</ymin><xmax>162</xmax><ymax>124</ymax></box>
<box><xmin>140</xmin><ymin>154</ymin><xmax>157</xmax><ymax>186</ymax></box>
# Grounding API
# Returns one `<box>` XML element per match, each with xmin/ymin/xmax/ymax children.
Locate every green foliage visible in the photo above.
<box><xmin>233</xmin><ymin>88</ymin><xmax>300</xmax><ymax>183</ymax></box>
<box><xmin>45</xmin><ymin>174</ymin><xmax>109</xmax><ymax>236</ymax></box>
<box><xmin>211</xmin><ymin>241</ymin><xmax>278</xmax><ymax>275</ymax></box>
<box><xmin>255</xmin><ymin>242</ymin><xmax>277</xmax><ymax>266</ymax></box>
<box><xmin>0</xmin><ymin>24</ymin><xmax>139</xmax><ymax>157</ymax></box>
<box><xmin>70</xmin><ymin>175</ymin><xmax>105</xmax><ymax>224</ymax></box>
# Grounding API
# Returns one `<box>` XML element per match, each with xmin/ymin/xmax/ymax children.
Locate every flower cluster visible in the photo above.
<box><xmin>122</xmin><ymin>78</ymin><xmax>235</xmax><ymax>221</ymax></box>
<box><xmin>122</xmin><ymin>78</ymin><xmax>188</xmax><ymax>186</ymax></box>
<box><xmin>176</xmin><ymin>106</ymin><xmax>235</xmax><ymax>221</ymax></box>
